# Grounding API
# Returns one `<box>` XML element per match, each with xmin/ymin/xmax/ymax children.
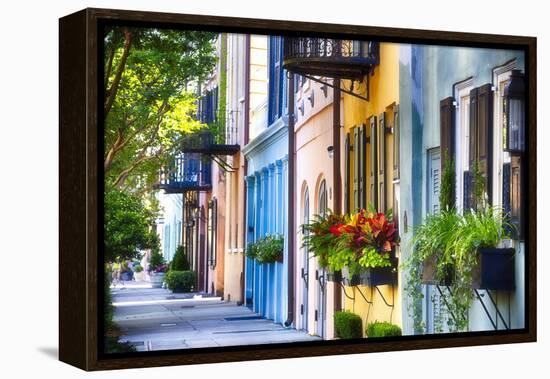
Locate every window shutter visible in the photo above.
<box><xmin>463</xmin><ymin>171</ymin><xmax>472</xmax><ymax>210</ymax></box>
<box><xmin>469</xmin><ymin>84</ymin><xmax>494</xmax><ymax>208</ymax></box>
<box><xmin>440</xmin><ymin>97</ymin><xmax>455</xmax><ymax>171</ymax></box>
<box><xmin>345</xmin><ymin>133</ymin><xmax>351</xmax><ymax>214</ymax></box>
<box><xmin>510</xmin><ymin>155</ymin><xmax>524</xmax><ymax>240</ymax></box>
<box><xmin>353</xmin><ymin>127</ymin><xmax>359</xmax><ymax>210</ymax></box>
<box><xmin>378</xmin><ymin>112</ymin><xmax>386</xmax><ymax>212</ymax></box>
<box><xmin>359</xmin><ymin>124</ymin><xmax>366</xmax><ymax>209</ymax></box>
<box><xmin>393</xmin><ymin>104</ymin><xmax>400</xmax><ymax>180</ymax></box>
<box><xmin>502</xmin><ymin>162</ymin><xmax>512</xmax><ymax>235</ymax></box>
<box><xmin>476</xmin><ymin>84</ymin><xmax>494</xmax><ymax>205</ymax></box>
<box><xmin>369</xmin><ymin>116</ymin><xmax>378</xmax><ymax>209</ymax></box>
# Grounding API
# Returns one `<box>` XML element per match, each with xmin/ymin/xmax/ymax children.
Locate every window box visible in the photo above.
<box><xmin>471</xmin><ymin>247</ymin><xmax>515</xmax><ymax>290</ymax></box>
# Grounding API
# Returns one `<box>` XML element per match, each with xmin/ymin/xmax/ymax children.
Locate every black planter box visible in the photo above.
<box><xmin>342</xmin><ymin>259</ymin><xmax>398</xmax><ymax>286</ymax></box>
<box><xmin>421</xmin><ymin>254</ymin><xmax>453</xmax><ymax>286</ymax></box>
<box><xmin>472</xmin><ymin>247</ymin><xmax>516</xmax><ymax>290</ymax></box>
<box><xmin>326</xmin><ymin>270</ymin><xmax>342</xmax><ymax>283</ymax></box>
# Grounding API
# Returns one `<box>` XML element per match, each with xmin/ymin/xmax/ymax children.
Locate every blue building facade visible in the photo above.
<box><xmin>399</xmin><ymin>44</ymin><xmax>525</xmax><ymax>334</ymax></box>
<box><xmin>242</xmin><ymin>36</ymin><xmax>290</xmax><ymax>324</ymax></box>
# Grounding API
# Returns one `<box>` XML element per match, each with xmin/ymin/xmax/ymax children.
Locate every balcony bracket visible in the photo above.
<box><xmin>373</xmin><ymin>285</ymin><xmax>394</xmax><ymax>308</ymax></box>
<box><xmin>353</xmin><ymin>285</ymin><xmax>374</xmax><ymax>305</ymax></box>
<box><xmin>473</xmin><ymin>289</ymin><xmax>511</xmax><ymax>330</ymax></box>
<box><xmin>338</xmin><ymin>282</ymin><xmax>356</xmax><ymax>301</ymax></box>
<box><xmin>300</xmin><ymin>73</ymin><xmax>370</xmax><ymax>102</ymax></box>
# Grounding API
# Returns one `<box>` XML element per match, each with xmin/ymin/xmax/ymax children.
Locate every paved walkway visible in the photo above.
<box><xmin>111</xmin><ymin>281</ymin><xmax>320</xmax><ymax>351</ymax></box>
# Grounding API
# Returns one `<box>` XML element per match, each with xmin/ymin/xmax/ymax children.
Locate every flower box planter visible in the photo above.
<box><xmin>471</xmin><ymin>247</ymin><xmax>515</xmax><ymax>290</ymax></box>
<box><xmin>149</xmin><ymin>272</ymin><xmax>165</xmax><ymax>288</ymax></box>
<box><xmin>326</xmin><ymin>270</ymin><xmax>342</xmax><ymax>283</ymax></box>
<box><xmin>341</xmin><ymin>259</ymin><xmax>398</xmax><ymax>287</ymax></box>
<box><xmin>421</xmin><ymin>255</ymin><xmax>453</xmax><ymax>286</ymax></box>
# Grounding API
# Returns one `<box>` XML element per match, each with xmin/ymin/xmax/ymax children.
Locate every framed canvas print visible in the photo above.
<box><xmin>59</xmin><ymin>8</ymin><xmax>537</xmax><ymax>371</ymax></box>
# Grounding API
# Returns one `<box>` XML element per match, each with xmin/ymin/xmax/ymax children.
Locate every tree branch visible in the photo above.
<box><xmin>104</xmin><ymin>28</ymin><xmax>132</xmax><ymax>117</ymax></box>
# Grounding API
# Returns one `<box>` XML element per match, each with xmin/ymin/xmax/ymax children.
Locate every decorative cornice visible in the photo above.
<box><xmin>241</xmin><ymin>116</ymin><xmax>289</xmax><ymax>157</ymax></box>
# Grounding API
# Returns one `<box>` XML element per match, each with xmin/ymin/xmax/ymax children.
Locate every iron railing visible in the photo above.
<box><xmin>159</xmin><ymin>153</ymin><xmax>212</xmax><ymax>193</ymax></box>
<box><xmin>283</xmin><ymin>38</ymin><xmax>379</xmax><ymax>79</ymax></box>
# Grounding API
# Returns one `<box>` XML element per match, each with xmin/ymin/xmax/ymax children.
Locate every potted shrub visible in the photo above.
<box><xmin>171</xmin><ymin>245</ymin><xmax>190</xmax><ymax>271</ymax></box>
<box><xmin>366</xmin><ymin>321</ymin><xmax>402</xmax><ymax>337</ymax></box>
<box><xmin>148</xmin><ymin>250</ymin><xmax>167</xmax><ymax>288</ymax></box>
<box><xmin>302</xmin><ymin>210</ymin><xmax>346</xmax><ymax>283</ymax></box>
<box><xmin>133</xmin><ymin>264</ymin><xmax>144</xmax><ymax>281</ymax></box>
<box><xmin>165</xmin><ymin>270</ymin><xmax>196</xmax><ymax>293</ymax></box>
<box><xmin>334</xmin><ymin>310</ymin><xmax>363</xmax><ymax>339</ymax></box>
<box><xmin>332</xmin><ymin>209</ymin><xmax>398</xmax><ymax>286</ymax></box>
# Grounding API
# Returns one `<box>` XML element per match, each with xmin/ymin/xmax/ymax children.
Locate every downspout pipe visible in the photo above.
<box><xmin>333</xmin><ymin>79</ymin><xmax>342</xmax><ymax>311</ymax></box>
<box><xmin>242</xmin><ymin>35</ymin><xmax>251</xmax><ymax>304</ymax></box>
<box><xmin>284</xmin><ymin>72</ymin><xmax>295</xmax><ymax>327</ymax></box>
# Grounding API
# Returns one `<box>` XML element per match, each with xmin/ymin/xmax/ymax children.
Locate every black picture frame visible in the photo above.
<box><xmin>59</xmin><ymin>7</ymin><xmax>537</xmax><ymax>371</ymax></box>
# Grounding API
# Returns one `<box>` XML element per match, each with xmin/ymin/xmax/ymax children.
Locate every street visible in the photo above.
<box><xmin>112</xmin><ymin>281</ymin><xmax>320</xmax><ymax>351</ymax></box>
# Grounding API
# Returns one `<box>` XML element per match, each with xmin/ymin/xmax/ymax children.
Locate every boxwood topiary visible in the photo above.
<box><xmin>165</xmin><ymin>270</ymin><xmax>196</xmax><ymax>293</ymax></box>
<box><xmin>171</xmin><ymin>245</ymin><xmax>190</xmax><ymax>271</ymax></box>
<box><xmin>366</xmin><ymin>321</ymin><xmax>402</xmax><ymax>337</ymax></box>
<box><xmin>334</xmin><ymin>311</ymin><xmax>363</xmax><ymax>339</ymax></box>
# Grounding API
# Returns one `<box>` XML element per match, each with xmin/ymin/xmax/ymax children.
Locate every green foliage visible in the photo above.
<box><xmin>440</xmin><ymin>153</ymin><xmax>455</xmax><ymax>211</ymax></box>
<box><xmin>246</xmin><ymin>235</ymin><xmax>284</xmax><ymax>264</ymax></box>
<box><xmin>404</xmin><ymin>206</ymin><xmax>512</xmax><ymax>332</ymax></box>
<box><xmin>165</xmin><ymin>270</ymin><xmax>196</xmax><ymax>293</ymax></box>
<box><xmin>334</xmin><ymin>311</ymin><xmax>363</xmax><ymax>339</ymax></box>
<box><xmin>149</xmin><ymin>249</ymin><xmax>166</xmax><ymax>272</ymax></box>
<box><xmin>171</xmin><ymin>245</ymin><xmax>190</xmax><ymax>271</ymax></box>
<box><xmin>103</xmin><ymin>27</ymin><xmax>218</xmax><ymax>191</ymax></box>
<box><xmin>366</xmin><ymin>321</ymin><xmax>402</xmax><ymax>337</ymax></box>
<box><xmin>133</xmin><ymin>265</ymin><xmax>143</xmax><ymax>273</ymax></box>
<box><xmin>471</xmin><ymin>159</ymin><xmax>486</xmax><ymax>209</ymax></box>
<box><xmin>103</xmin><ymin>264</ymin><xmax>137</xmax><ymax>354</ymax></box>
<box><xmin>302</xmin><ymin>210</ymin><xmax>347</xmax><ymax>268</ymax></box>
<box><xmin>104</xmin><ymin>188</ymin><xmax>158</xmax><ymax>263</ymax></box>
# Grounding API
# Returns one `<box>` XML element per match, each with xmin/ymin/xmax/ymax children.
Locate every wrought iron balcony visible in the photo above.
<box><xmin>158</xmin><ymin>153</ymin><xmax>212</xmax><ymax>193</ymax></box>
<box><xmin>283</xmin><ymin>38</ymin><xmax>379</xmax><ymax>79</ymax></box>
<box><xmin>179</xmin><ymin>127</ymin><xmax>240</xmax><ymax>155</ymax></box>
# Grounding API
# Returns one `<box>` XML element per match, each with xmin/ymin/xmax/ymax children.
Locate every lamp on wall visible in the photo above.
<box><xmin>327</xmin><ymin>145</ymin><xmax>334</xmax><ymax>159</ymax></box>
<box><xmin>503</xmin><ymin>69</ymin><xmax>525</xmax><ymax>153</ymax></box>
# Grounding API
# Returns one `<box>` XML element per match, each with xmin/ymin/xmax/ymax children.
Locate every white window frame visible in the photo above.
<box><xmin>454</xmin><ymin>78</ymin><xmax>474</xmax><ymax>214</ymax></box>
<box><xmin>492</xmin><ymin>60</ymin><xmax>517</xmax><ymax>208</ymax></box>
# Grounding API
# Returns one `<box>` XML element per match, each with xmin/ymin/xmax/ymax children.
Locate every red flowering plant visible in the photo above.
<box><xmin>331</xmin><ymin>207</ymin><xmax>398</xmax><ymax>275</ymax></box>
<box><xmin>302</xmin><ymin>210</ymin><xmax>346</xmax><ymax>269</ymax></box>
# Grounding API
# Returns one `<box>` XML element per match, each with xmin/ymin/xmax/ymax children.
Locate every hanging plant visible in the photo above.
<box><xmin>302</xmin><ymin>210</ymin><xmax>347</xmax><ymax>268</ymax></box>
<box><xmin>331</xmin><ymin>209</ymin><xmax>398</xmax><ymax>275</ymax></box>
<box><xmin>246</xmin><ymin>234</ymin><xmax>284</xmax><ymax>264</ymax></box>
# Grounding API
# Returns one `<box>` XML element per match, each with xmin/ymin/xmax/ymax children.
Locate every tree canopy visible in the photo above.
<box><xmin>104</xmin><ymin>188</ymin><xmax>159</xmax><ymax>263</ymax></box>
<box><xmin>103</xmin><ymin>27</ymin><xmax>218</xmax><ymax>192</ymax></box>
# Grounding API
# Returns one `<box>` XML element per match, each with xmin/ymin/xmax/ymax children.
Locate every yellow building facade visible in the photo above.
<box><xmin>340</xmin><ymin>42</ymin><xmax>402</xmax><ymax>335</ymax></box>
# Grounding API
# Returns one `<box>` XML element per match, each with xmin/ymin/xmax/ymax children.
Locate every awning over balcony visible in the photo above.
<box><xmin>283</xmin><ymin>38</ymin><xmax>379</xmax><ymax>80</ymax></box>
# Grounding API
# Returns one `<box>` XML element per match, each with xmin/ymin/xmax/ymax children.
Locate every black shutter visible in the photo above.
<box><xmin>353</xmin><ymin>127</ymin><xmax>359</xmax><ymax>210</ymax></box>
<box><xmin>393</xmin><ymin>104</ymin><xmax>400</xmax><ymax>180</ymax></box>
<box><xmin>440</xmin><ymin>97</ymin><xmax>455</xmax><ymax>171</ymax></box>
<box><xmin>510</xmin><ymin>155</ymin><xmax>524</xmax><ymax>240</ymax></box>
<box><xmin>502</xmin><ymin>162</ymin><xmax>512</xmax><ymax>235</ymax></box>
<box><xmin>344</xmin><ymin>133</ymin><xmax>351</xmax><ymax>214</ymax></box>
<box><xmin>369</xmin><ymin>116</ymin><xmax>378</xmax><ymax>209</ymax></box>
<box><xmin>378</xmin><ymin>112</ymin><xmax>386</xmax><ymax>212</ymax></box>
<box><xmin>469</xmin><ymin>84</ymin><xmax>494</xmax><ymax>208</ymax></box>
<box><xmin>359</xmin><ymin>124</ymin><xmax>367</xmax><ymax>209</ymax></box>
<box><xmin>477</xmin><ymin>84</ymin><xmax>494</xmax><ymax>205</ymax></box>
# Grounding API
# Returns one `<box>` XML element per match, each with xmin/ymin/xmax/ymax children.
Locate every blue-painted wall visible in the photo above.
<box><xmin>243</xmin><ymin>36</ymin><xmax>289</xmax><ymax>324</ymax></box>
<box><xmin>399</xmin><ymin>44</ymin><xmax>525</xmax><ymax>334</ymax></box>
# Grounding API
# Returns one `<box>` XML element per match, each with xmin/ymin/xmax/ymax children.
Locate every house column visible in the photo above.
<box><xmin>244</xmin><ymin>175</ymin><xmax>256</xmax><ymax>307</ymax></box>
